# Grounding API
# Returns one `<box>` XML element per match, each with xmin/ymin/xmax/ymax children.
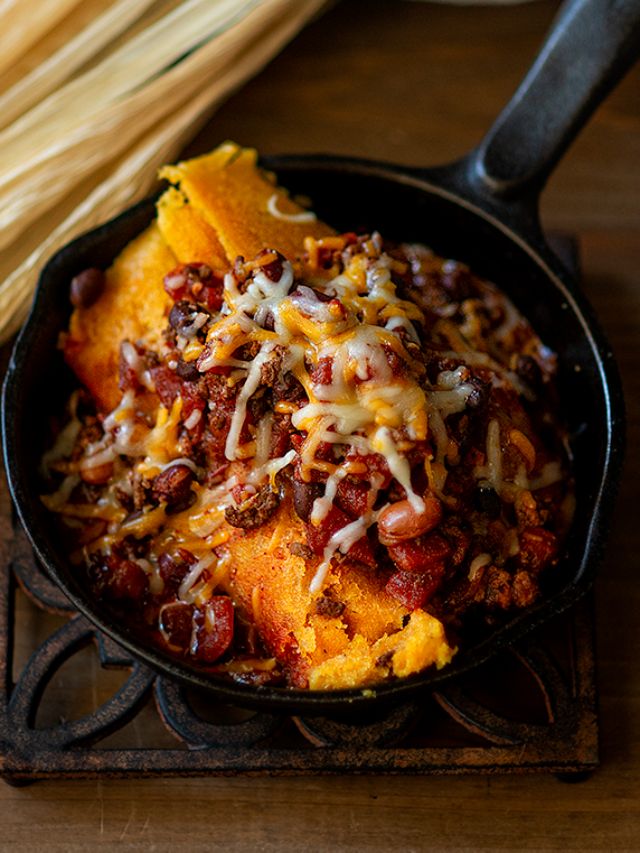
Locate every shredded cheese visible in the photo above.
<box><xmin>266</xmin><ymin>192</ymin><xmax>317</xmax><ymax>223</ymax></box>
<box><xmin>46</xmin><ymin>230</ymin><xmax>566</xmax><ymax>610</ymax></box>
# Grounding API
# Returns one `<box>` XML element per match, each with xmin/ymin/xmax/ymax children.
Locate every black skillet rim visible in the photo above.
<box><xmin>1</xmin><ymin>155</ymin><xmax>626</xmax><ymax>714</ymax></box>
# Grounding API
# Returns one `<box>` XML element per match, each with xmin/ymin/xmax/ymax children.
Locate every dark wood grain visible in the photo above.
<box><xmin>3</xmin><ymin>1</ymin><xmax>640</xmax><ymax>848</ymax></box>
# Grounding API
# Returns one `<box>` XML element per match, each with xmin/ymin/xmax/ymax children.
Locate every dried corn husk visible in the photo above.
<box><xmin>0</xmin><ymin>0</ymin><xmax>328</xmax><ymax>343</ymax></box>
<box><xmin>0</xmin><ymin>0</ymin><xmax>85</xmax><ymax>79</ymax></box>
<box><xmin>0</xmin><ymin>0</ymin><xmax>159</xmax><ymax>128</ymax></box>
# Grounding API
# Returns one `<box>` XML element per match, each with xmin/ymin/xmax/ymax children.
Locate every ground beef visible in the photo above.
<box><xmin>225</xmin><ymin>484</ymin><xmax>280</xmax><ymax>529</ymax></box>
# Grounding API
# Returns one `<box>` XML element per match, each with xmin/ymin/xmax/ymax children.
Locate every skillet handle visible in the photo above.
<box><xmin>464</xmin><ymin>0</ymin><xmax>640</xmax><ymax>203</ymax></box>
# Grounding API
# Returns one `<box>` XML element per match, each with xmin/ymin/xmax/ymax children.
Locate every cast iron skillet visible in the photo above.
<box><xmin>2</xmin><ymin>0</ymin><xmax>637</xmax><ymax>713</ymax></box>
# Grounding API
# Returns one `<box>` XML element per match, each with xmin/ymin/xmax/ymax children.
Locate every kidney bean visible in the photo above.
<box><xmin>70</xmin><ymin>267</ymin><xmax>105</xmax><ymax>308</ymax></box>
<box><xmin>292</xmin><ymin>479</ymin><xmax>324</xmax><ymax>522</ymax></box>
<box><xmin>377</xmin><ymin>493</ymin><xmax>442</xmax><ymax>546</ymax></box>
<box><xmin>158</xmin><ymin>548</ymin><xmax>197</xmax><ymax>594</ymax></box>
<box><xmin>192</xmin><ymin>597</ymin><xmax>234</xmax><ymax>663</ymax></box>
<box><xmin>106</xmin><ymin>556</ymin><xmax>148</xmax><ymax>601</ymax></box>
<box><xmin>159</xmin><ymin>602</ymin><xmax>194</xmax><ymax>652</ymax></box>
<box><xmin>152</xmin><ymin>464</ymin><xmax>194</xmax><ymax>506</ymax></box>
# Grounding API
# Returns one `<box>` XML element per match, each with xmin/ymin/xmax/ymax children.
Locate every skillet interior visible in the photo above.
<box><xmin>2</xmin><ymin>158</ymin><xmax>624</xmax><ymax>714</ymax></box>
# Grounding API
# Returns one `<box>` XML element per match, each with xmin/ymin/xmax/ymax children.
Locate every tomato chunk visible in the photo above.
<box><xmin>385</xmin><ymin>570</ymin><xmax>440</xmax><ymax>610</ymax></box>
<box><xmin>149</xmin><ymin>364</ymin><xmax>182</xmax><ymax>407</ymax></box>
<box><xmin>335</xmin><ymin>478</ymin><xmax>371</xmax><ymax>519</ymax></box>
<box><xmin>387</xmin><ymin>532</ymin><xmax>451</xmax><ymax>574</ymax></box>
<box><xmin>309</xmin><ymin>356</ymin><xmax>333</xmax><ymax>385</ymax></box>
<box><xmin>385</xmin><ymin>533</ymin><xmax>450</xmax><ymax>607</ymax></box>
<box><xmin>163</xmin><ymin>263</ymin><xmax>224</xmax><ymax>311</ymax></box>
<box><xmin>344</xmin><ymin>450</ymin><xmax>392</xmax><ymax>488</ymax></box>
<box><xmin>305</xmin><ymin>505</ymin><xmax>376</xmax><ymax>568</ymax></box>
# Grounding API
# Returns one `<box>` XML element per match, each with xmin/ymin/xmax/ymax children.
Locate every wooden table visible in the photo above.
<box><xmin>3</xmin><ymin>1</ymin><xmax>640</xmax><ymax>848</ymax></box>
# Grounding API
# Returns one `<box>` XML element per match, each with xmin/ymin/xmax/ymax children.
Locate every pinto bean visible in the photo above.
<box><xmin>377</xmin><ymin>492</ymin><xmax>442</xmax><ymax>546</ymax></box>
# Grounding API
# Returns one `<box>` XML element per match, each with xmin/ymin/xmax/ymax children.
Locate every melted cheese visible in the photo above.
<box><xmin>225</xmin><ymin>341</ymin><xmax>276</xmax><ymax>460</ymax></box>
<box><xmin>266</xmin><ymin>193</ymin><xmax>317</xmax><ymax>223</ymax></box>
<box><xmin>310</xmin><ymin>515</ymin><xmax>370</xmax><ymax>594</ymax></box>
<box><xmin>183</xmin><ymin>251</ymin><xmax>441</xmax><ymax>584</ymax></box>
<box><xmin>51</xmin><ymin>234</ymin><xmax>559</xmax><ymax>602</ymax></box>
